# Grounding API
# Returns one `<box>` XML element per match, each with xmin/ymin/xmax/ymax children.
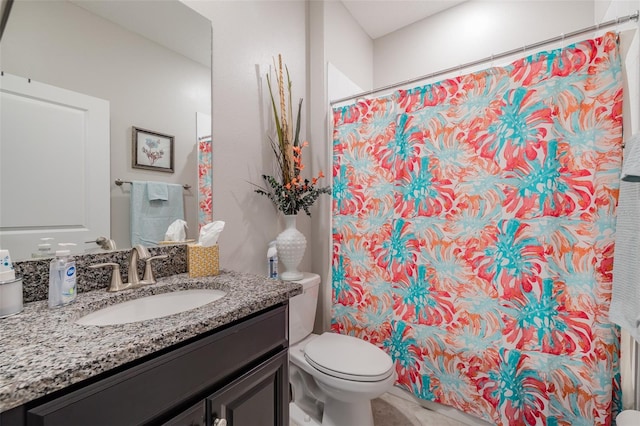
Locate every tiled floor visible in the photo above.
<box><xmin>372</xmin><ymin>392</ymin><xmax>468</xmax><ymax>426</ymax></box>
<box><xmin>291</xmin><ymin>392</ymin><xmax>473</xmax><ymax>426</ymax></box>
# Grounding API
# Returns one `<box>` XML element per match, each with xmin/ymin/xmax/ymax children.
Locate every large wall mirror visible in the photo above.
<box><xmin>0</xmin><ymin>0</ymin><xmax>212</xmax><ymax>260</ymax></box>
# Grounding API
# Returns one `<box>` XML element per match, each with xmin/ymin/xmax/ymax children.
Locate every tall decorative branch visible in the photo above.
<box><xmin>253</xmin><ymin>55</ymin><xmax>331</xmax><ymax>216</ymax></box>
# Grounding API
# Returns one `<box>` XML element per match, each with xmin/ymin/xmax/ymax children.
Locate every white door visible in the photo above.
<box><xmin>0</xmin><ymin>73</ymin><xmax>110</xmax><ymax>260</ymax></box>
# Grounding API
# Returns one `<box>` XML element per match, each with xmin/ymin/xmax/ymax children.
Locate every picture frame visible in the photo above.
<box><xmin>132</xmin><ymin>126</ymin><xmax>174</xmax><ymax>173</ymax></box>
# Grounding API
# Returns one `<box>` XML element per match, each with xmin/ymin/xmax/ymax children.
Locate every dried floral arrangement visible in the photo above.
<box><xmin>253</xmin><ymin>55</ymin><xmax>330</xmax><ymax>216</ymax></box>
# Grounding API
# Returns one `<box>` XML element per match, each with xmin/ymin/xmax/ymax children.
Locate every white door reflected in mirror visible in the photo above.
<box><xmin>0</xmin><ymin>73</ymin><xmax>110</xmax><ymax>260</ymax></box>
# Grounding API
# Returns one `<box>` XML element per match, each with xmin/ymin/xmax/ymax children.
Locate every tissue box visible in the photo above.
<box><xmin>187</xmin><ymin>244</ymin><xmax>220</xmax><ymax>277</ymax></box>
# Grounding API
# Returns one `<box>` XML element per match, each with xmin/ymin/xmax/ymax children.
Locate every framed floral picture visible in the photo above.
<box><xmin>132</xmin><ymin>127</ymin><xmax>174</xmax><ymax>173</ymax></box>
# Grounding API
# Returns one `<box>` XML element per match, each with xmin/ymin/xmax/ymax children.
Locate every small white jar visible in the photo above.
<box><xmin>0</xmin><ymin>277</ymin><xmax>23</xmax><ymax>318</ymax></box>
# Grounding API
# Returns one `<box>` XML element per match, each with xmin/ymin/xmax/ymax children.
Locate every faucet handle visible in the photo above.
<box><xmin>89</xmin><ymin>262</ymin><xmax>128</xmax><ymax>292</ymax></box>
<box><xmin>142</xmin><ymin>255</ymin><xmax>168</xmax><ymax>284</ymax></box>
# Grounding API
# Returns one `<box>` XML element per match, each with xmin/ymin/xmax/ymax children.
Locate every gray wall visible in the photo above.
<box><xmin>373</xmin><ymin>1</ymin><xmax>594</xmax><ymax>88</ymax></box>
<box><xmin>186</xmin><ymin>0</ymin><xmax>310</xmax><ymax>277</ymax></box>
<box><xmin>324</xmin><ymin>0</ymin><xmax>374</xmax><ymax>92</ymax></box>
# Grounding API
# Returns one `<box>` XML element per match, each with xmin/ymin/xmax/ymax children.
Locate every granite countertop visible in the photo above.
<box><xmin>0</xmin><ymin>270</ymin><xmax>302</xmax><ymax>413</ymax></box>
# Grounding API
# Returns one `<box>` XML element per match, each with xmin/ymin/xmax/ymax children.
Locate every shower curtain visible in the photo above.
<box><xmin>331</xmin><ymin>32</ymin><xmax>623</xmax><ymax>425</ymax></box>
<box><xmin>198</xmin><ymin>134</ymin><xmax>213</xmax><ymax>229</ymax></box>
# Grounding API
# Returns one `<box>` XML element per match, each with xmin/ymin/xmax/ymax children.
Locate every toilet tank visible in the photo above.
<box><xmin>289</xmin><ymin>273</ymin><xmax>320</xmax><ymax>345</ymax></box>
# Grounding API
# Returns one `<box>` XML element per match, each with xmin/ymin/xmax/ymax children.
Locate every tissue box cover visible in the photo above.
<box><xmin>187</xmin><ymin>244</ymin><xmax>219</xmax><ymax>277</ymax></box>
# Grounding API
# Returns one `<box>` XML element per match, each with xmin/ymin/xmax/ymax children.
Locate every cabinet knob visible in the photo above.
<box><xmin>213</xmin><ymin>419</ymin><xmax>227</xmax><ymax>426</ymax></box>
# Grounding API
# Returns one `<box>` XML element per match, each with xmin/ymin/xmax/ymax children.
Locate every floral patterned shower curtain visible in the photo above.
<box><xmin>198</xmin><ymin>134</ymin><xmax>213</xmax><ymax>229</ymax></box>
<box><xmin>331</xmin><ymin>32</ymin><xmax>623</xmax><ymax>425</ymax></box>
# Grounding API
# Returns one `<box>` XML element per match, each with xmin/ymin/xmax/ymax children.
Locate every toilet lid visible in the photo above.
<box><xmin>303</xmin><ymin>332</ymin><xmax>394</xmax><ymax>382</ymax></box>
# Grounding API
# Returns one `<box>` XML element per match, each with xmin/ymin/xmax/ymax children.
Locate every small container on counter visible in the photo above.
<box><xmin>0</xmin><ymin>277</ymin><xmax>23</xmax><ymax>318</ymax></box>
<box><xmin>0</xmin><ymin>248</ymin><xmax>23</xmax><ymax>317</ymax></box>
<box><xmin>267</xmin><ymin>241</ymin><xmax>278</xmax><ymax>279</ymax></box>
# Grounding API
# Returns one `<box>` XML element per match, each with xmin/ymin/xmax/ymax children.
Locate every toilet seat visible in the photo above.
<box><xmin>303</xmin><ymin>332</ymin><xmax>394</xmax><ymax>382</ymax></box>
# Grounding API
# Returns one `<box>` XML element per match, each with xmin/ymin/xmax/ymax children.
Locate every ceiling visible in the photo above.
<box><xmin>341</xmin><ymin>0</ymin><xmax>468</xmax><ymax>39</ymax></box>
<box><xmin>70</xmin><ymin>0</ymin><xmax>211</xmax><ymax>67</ymax></box>
<box><xmin>71</xmin><ymin>0</ymin><xmax>467</xmax><ymax>63</ymax></box>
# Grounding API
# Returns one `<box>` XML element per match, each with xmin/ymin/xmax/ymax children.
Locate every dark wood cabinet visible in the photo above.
<box><xmin>2</xmin><ymin>304</ymin><xmax>289</xmax><ymax>426</ymax></box>
<box><xmin>162</xmin><ymin>349</ymin><xmax>289</xmax><ymax>426</ymax></box>
<box><xmin>207</xmin><ymin>349</ymin><xmax>288</xmax><ymax>426</ymax></box>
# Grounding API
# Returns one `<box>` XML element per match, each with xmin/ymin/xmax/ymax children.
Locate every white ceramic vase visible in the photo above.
<box><xmin>276</xmin><ymin>214</ymin><xmax>306</xmax><ymax>281</ymax></box>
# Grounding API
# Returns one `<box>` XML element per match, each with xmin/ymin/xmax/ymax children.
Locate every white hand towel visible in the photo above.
<box><xmin>610</xmin><ymin>134</ymin><xmax>640</xmax><ymax>342</ymax></box>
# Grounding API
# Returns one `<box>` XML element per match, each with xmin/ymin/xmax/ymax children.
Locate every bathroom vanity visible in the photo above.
<box><xmin>0</xmin><ymin>270</ymin><xmax>301</xmax><ymax>426</ymax></box>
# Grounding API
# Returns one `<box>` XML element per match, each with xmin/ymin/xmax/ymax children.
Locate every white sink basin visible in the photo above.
<box><xmin>76</xmin><ymin>289</ymin><xmax>226</xmax><ymax>326</ymax></box>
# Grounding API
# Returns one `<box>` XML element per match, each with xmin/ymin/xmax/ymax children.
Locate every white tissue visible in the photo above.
<box><xmin>165</xmin><ymin>219</ymin><xmax>188</xmax><ymax>242</ymax></box>
<box><xmin>198</xmin><ymin>221</ymin><xmax>225</xmax><ymax>247</ymax></box>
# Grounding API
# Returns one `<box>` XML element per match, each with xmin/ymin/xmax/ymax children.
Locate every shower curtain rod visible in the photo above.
<box><xmin>330</xmin><ymin>10</ymin><xmax>639</xmax><ymax>106</ymax></box>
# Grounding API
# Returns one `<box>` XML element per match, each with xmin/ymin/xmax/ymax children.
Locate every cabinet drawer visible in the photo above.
<box><xmin>27</xmin><ymin>305</ymin><xmax>287</xmax><ymax>426</ymax></box>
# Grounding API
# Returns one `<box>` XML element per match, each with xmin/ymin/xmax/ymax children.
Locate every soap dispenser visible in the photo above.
<box><xmin>48</xmin><ymin>247</ymin><xmax>77</xmax><ymax>308</ymax></box>
<box><xmin>267</xmin><ymin>241</ymin><xmax>278</xmax><ymax>279</ymax></box>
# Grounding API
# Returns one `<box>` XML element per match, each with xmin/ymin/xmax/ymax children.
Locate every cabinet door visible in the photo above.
<box><xmin>207</xmin><ymin>349</ymin><xmax>288</xmax><ymax>426</ymax></box>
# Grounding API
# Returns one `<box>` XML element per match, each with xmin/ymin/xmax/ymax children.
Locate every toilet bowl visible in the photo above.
<box><xmin>289</xmin><ymin>274</ymin><xmax>396</xmax><ymax>426</ymax></box>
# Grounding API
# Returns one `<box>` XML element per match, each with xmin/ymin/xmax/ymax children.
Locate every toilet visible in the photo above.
<box><xmin>616</xmin><ymin>410</ymin><xmax>640</xmax><ymax>426</ymax></box>
<box><xmin>289</xmin><ymin>273</ymin><xmax>396</xmax><ymax>426</ymax></box>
